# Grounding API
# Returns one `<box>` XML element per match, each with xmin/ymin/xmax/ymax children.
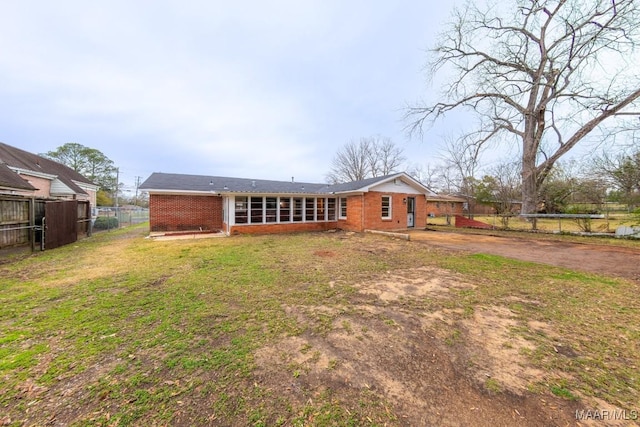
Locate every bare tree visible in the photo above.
<box><xmin>407</xmin><ymin>163</ymin><xmax>439</xmax><ymax>188</ymax></box>
<box><xmin>476</xmin><ymin>162</ymin><xmax>522</xmax><ymax>225</ymax></box>
<box><xmin>369</xmin><ymin>136</ymin><xmax>406</xmax><ymax>176</ymax></box>
<box><xmin>326</xmin><ymin>136</ymin><xmax>405</xmax><ymax>183</ymax></box>
<box><xmin>591</xmin><ymin>148</ymin><xmax>640</xmax><ymax>208</ymax></box>
<box><xmin>407</xmin><ymin>0</ymin><xmax>640</xmax><ymax>214</ymax></box>
<box><xmin>440</xmin><ymin>136</ymin><xmax>484</xmax><ymax>217</ymax></box>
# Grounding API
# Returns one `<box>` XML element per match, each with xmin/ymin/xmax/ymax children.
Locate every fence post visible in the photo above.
<box><xmin>29</xmin><ymin>197</ymin><xmax>35</xmax><ymax>252</ymax></box>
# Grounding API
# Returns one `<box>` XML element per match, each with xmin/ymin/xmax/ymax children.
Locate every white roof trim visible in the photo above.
<box><xmin>9</xmin><ymin>166</ymin><xmax>58</xmax><ymax>180</ymax></box>
<box><xmin>74</xmin><ymin>180</ymin><xmax>99</xmax><ymax>191</ymax></box>
<box><xmin>334</xmin><ymin>172</ymin><xmax>436</xmax><ymax>196</ymax></box>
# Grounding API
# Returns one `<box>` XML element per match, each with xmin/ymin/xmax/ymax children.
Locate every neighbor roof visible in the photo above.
<box><xmin>0</xmin><ymin>142</ymin><xmax>96</xmax><ymax>195</ymax></box>
<box><xmin>140</xmin><ymin>171</ymin><xmax>434</xmax><ymax>196</ymax></box>
<box><xmin>0</xmin><ymin>163</ymin><xmax>37</xmax><ymax>191</ymax></box>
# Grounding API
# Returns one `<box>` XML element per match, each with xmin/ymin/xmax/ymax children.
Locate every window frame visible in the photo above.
<box><xmin>234</xmin><ymin>195</ymin><xmax>340</xmax><ymax>225</ymax></box>
<box><xmin>381</xmin><ymin>195</ymin><xmax>392</xmax><ymax>220</ymax></box>
<box><xmin>235</xmin><ymin>196</ymin><xmax>248</xmax><ymax>224</ymax></box>
<box><xmin>339</xmin><ymin>197</ymin><xmax>347</xmax><ymax>219</ymax></box>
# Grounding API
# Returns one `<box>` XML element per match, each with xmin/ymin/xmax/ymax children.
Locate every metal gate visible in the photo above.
<box><xmin>43</xmin><ymin>200</ymin><xmax>79</xmax><ymax>250</ymax></box>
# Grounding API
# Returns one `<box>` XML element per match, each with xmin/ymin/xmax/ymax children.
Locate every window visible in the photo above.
<box><xmin>305</xmin><ymin>197</ymin><xmax>315</xmax><ymax>221</ymax></box>
<box><xmin>293</xmin><ymin>197</ymin><xmax>303</xmax><ymax>222</ymax></box>
<box><xmin>339</xmin><ymin>197</ymin><xmax>347</xmax><ymax>219</ymax></box>
<box><xmin>250</xmin><ymin>197</ymin><xmax>263</xmax><ymax>223</ymax></box>
<box><xmin>279</xmin><ymin>197</ymin><xmax>291</xmax><ymax>222</ymax></box>
<box><xmin>381</xmin><ymin>195</ymin><xmax>392</xmax><ymax>219</ymax></box>
<box><xmin>327</xmin><ymin>198</ymin><xmax>336</xmax><ymax>220</ymax></box>
<box><xmin>317</xmin><ymin>198</ymin><xmax>326</xmax><ymax>221</ymax></box>
<box><xmin>235</xmin><ymin>196</ymin><xmax>248</xmax><ymax>224</ymax></box>
<box><xmin>236</xmin><ymin>195</ymin><xmax>337</xmax><ymax>225</ymax></box>
<box><xmin>266</xmin><ymin>197</ymin><xmax>277</xmax><ymax>223</ymax></box>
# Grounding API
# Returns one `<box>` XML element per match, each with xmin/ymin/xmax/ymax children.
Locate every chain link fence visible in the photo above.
<box><xmin>93</xmin><ymin>207</ymin><xmax>149</xmax><ymax>231</ymax></box>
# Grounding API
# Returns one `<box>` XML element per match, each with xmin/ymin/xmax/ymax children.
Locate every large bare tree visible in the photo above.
<box><xmin>326</xmin><ymin>136</ymin><xmax>405</xmax><ymax>184</ymax></box>
<box><xmin>407</xmin><ymin>0</ymin><xmax>640</xmax><ymax>214</ymax></box>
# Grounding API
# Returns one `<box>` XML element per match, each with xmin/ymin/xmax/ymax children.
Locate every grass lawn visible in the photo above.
<box><xmin>1</xmin><ymin>224</ymin><xmax>639</xmax><ymax>425</ymax></box>
<box><xmin>428</xmin><ymin>213</ymin><xmax>637</xmax><ymax>234</ymax></box>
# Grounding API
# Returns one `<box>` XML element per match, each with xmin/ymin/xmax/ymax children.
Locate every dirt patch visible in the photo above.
<box><xmin>410</xmin><ymin>230</ymin><xmax>640</xmax><ymax>282</ymax></box>
<box><xmin>313</xmin><ymin>250</ymin><xmax>337</xmax><ymax>258</ymax></box>
<box><xmin>460</xmin><ymin>305</ymin><xmax>545</xmax><ymax>394</ymax></box>
<box><xmin>357</xmin><ymin>266</ymin><xmax>476</xmax><ymax>302</ymax></box>
<box><xmin>255</xmin><ymin>267</ymin><xmax>585</xmax><ymax>426</ymax></box>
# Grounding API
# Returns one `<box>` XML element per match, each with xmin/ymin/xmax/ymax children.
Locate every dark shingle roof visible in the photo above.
<box><xmin>0</xmin><ymin>163</ymin><xmax>37</xmax><ymax>190</ymax></box>
<box><xmin>0</xmin><ymin>142</ymin><xmax>96</xmax><ymax>195</ymax></box>
<box><xmin>140</xmin><ymin>172</ymin><xmax>331</xmax><ymax>194</ymax></box>
<box><xmin>140</xmin><ymin>171</ymin><xmax>433</xmax><ymax>196</ymax></box>
<box><xmin>325</xmin><ymin>174</ymin><xmax>401</xmax><ymax>192</ymax></box>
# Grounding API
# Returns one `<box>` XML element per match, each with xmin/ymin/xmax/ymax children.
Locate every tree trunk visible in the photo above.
<box><xmin>521</xmin><ymin>143</ymin><xmax>538</xmax><ymax>215</ymax></box>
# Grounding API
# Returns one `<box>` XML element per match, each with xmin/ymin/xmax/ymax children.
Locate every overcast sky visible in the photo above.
<box><xmin>0</xmin><ymin>1</ymin><xmax>462</xmax><ymax>191</ymax></box>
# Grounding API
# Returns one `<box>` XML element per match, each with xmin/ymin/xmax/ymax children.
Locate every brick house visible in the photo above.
<box><xmin>425</xmin><ymin>194</ymin><xmax>466</xmax><ymax>218</ymax></box>
<box><xmin>140</xmin><ymin>172</ymin><xmax>435</xmax><ymax>235</ymax></box>
<box><xmin>0</xmin><ymin>142</ymin><xmax>98</xmax><ymax>205</ymax></box>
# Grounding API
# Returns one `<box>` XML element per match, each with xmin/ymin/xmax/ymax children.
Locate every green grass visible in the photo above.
<box><xmin>1</xmin><ymin>224</ymin><xmax>639</xmax><ymax>424</ymax></box>
<box><xmin>435</xmin><ymin>253</ymin><xmax>640</xmax><ymax>408</ymax></box>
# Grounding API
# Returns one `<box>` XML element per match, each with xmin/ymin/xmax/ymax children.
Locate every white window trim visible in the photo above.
<box><xmin>233</xmin><ymin>195</ymin><xmax>340</xmax><ymax>225</ymax></box>
<box><xmin>339</xmin><ymin>197</ymin><xmax>347</xmax><ymax>219</ymax></box>
<box><xmin>381</xmin><ymin>195</ymin><xmax>392</xmax><ymax>219</ymax></box>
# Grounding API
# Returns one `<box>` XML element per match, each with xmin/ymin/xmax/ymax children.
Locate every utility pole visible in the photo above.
<box><xmin>134</xmin><ymin>176</ymin><xmax>142</xmax><ymax>207</ymax></box>
<box><xmin>115</xmin><ymin>168</ymin><xmax>119</xmax><ymax>209</ymax></box>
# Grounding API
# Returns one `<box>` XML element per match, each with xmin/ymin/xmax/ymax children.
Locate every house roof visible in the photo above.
<box><xmin>0</xmin><ymin>142</ymin><xmax>96</xmax><ymax>195</ymax></box>
<box><xmin>140</xmin><ymin>171</ymin><xmax>435</xmax><ymax>196</ymax></box>
<box><xmin>427</xmin><ymin>193</ymin><xmax>466</xmax><ymax>203</ymax></box>
<box><xmin>327</xmin><ymin>173</ymin><xmax>435</xmax><ymax>195</ymax></box>
<box><xmin>0</xmin><ymin>162</ymin><xmax>37</xmax><ymax>191</ymax></box>
<box><xmin>140</xmin><ymin>172</ymin><xmax>331</xmax><ymax>194</ymax></box>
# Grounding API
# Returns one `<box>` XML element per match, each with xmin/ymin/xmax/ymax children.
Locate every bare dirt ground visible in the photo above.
<box><xmin>252</xmin><ymin>232</ymin><xmax>640</xmax><ymax>426</ymax></box>
<box><xmin>254</xmin><ymin>267</ymin><xmax>582</xmax><ymax>426</ymax></box>
<box><xmin>409</xmin><ymin>229</ymin><xmax>640</xmax><ymax>282</ymax></box>
<box><xmin>3</xmin><ymin>229</ymin><xmax>638</xmax><ymax>426</ymax></box>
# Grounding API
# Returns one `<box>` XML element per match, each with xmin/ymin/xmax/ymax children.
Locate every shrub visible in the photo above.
<box><xmin>93</xmin><ymin>216</ymin><xmax>119</xmax><ymax>230</ymax></box>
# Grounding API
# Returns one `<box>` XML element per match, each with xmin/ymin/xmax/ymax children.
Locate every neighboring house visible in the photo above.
<box><xmin>426</xmin><ymin>194</ymin><xmax>466</xmax><ymax>217</ymax></box>
<box><xmin>140</xmin><ymin>172</ymin><xmax>435</xmax><ymax>235</ymax></box>
<box><xmin>0</xmin><ymin>142</ymin><xmax>98</xmax><ymax>205</ymax></box>
<box><xmin>472</xmin><ymin>201</ymin><xmax>523</xmax><ymax>215</ymax></box>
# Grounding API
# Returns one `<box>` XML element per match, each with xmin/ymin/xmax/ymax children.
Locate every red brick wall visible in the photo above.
<box><xmin>426</xmin><ymin>201</ymin><xmax>464</xmax><ymax>217</ymax></box>
<box><xmin>149</xmin><ymin>194</ymin><xmax>222</xmax><ymax>232</ymax></box>
<box><xmin>230</xmin><ymin>221</ymin><xmax>338</xmax><ymax>235</ymax></box>
<box><xmin>337</xmin><ymin>195</ymin><xmax>363</xmax><ymax>231</ymax></box>
<box><xmin>454</xmin><ymin>215</ymin><xmax>493</xmax><ymax>229</ymax></box>
<box><xmin>337</xmin><ymin>192</ymin><xmax>427</xmax><ymax>232</ymax></box>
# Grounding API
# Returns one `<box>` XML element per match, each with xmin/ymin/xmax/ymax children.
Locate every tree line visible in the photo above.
<box><xmin>327</xmin><ymin>135</ymin><xmax>640</xmax><ymax>216</ymax></box>
<box><xmin>331</xmin><ymin>0</ymin><xmax>640</xmax><ymax>218</ymax></box>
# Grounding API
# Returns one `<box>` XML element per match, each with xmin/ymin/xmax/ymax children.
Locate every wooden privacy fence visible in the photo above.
<box><xmin>0</xmin><ymin>196</ymin><xmax>91</xmax><ymax>251</ymax></box>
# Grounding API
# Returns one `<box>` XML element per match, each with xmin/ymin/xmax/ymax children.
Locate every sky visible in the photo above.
<box><xmin>0</xmin><ymin>1</ymin><xmax>464</xmax><ymax>193</ymax></box>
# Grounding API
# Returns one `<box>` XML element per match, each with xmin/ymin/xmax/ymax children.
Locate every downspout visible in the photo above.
<box><xmin>361</xmin><ymin>193</ymin><xmax>365</xmax><ymax>232</ymax></box>
<box><xmin>226</xmin><ymin>196</ymin><xmax>231</xmax><ymax>236</ymax></box>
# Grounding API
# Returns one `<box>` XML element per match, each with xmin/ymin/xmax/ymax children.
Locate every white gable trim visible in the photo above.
<box><xmin>50</xmin><ymin>178</ymin><xmax>76</xmax><ymax>196</ymax></box>
<box><xmin>335</xmin><ymin>173</ymin><xmax>435</xmax><ymax>196</ymax></box>
<box><xmin>75</xmin><ymin>180</ymin><xmax>99</xmax><ymax>192</ymax></box>
<box><xmin>9</xmin><ymin>166</ymin><xmax>57</xmax><ymax>180</ymax></box>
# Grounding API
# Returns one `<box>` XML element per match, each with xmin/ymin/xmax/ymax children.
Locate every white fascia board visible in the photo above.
<box><xmin>366</xmin><ymin>173</ymin><xmax>435</xmax><ymax>196</ymax></box>
<box><xmin>9</xmin><ymin>166</ymin><xmax>57</xmax><ymax>180</ymax></box>
<box><xmin>225</xmin><ymin>192</ymin><xmax>333</xmax><ymax>197</ymax></box>
<box><xmin>329</xmin><ymin>191</ymin><xmax>365</xmax><ymax>196</ymax></box>
<box><xmin>74</xmin><ymin>180</ymin><xmax>99</xmax><ymax>192</ymax></box>
<box><xmin>145</xmin><ymin>189</ymin><xmax>222</xmax><ymax>196</ymax></box>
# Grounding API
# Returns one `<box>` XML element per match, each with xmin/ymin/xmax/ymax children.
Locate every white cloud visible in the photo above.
<box><xmin>0</xmin><ymin>1</ymin><xmax>455</xmax><ymax>185</ymax></box>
